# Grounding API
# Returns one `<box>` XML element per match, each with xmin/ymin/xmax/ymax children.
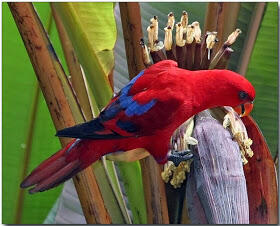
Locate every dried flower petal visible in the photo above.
<box><xmin>164</xmin><ymin>26</ymin><xmax>173</xmax><ymax>50</ymax></box>
<box><xmin>147</xmin><ymin>25</ymin><xmax>155</xmax><ymax>48</ymax></box>
<box><xmin>186</xmin><ymin>25</ymin><xmax>195</xmax><ymax>44</ymax></box>
<box><xmin>167</xmin><ymin>12</ymin><xmax>175</xmax><ymax>30</ymax></box>
<box><xmin>175</xmin><ymin>23</ymin><xmax>185</xmax><ymax>47</ymax></box>
<box><xmin>140</xmin><ymin>39</ymin><xmax>151</xmax><ymax>66</ymax></box>
<box><xmin>206</xmin><ymin>31</ymin><xmax>217</xmax><ymax>49</ymax></box>
<box><xmin>192</xmin><ymin>21</ymin><xmax>201</xmax><ymax>43</ymax></box>
<box><xmin>225</xmin><ymin>28</ymin><xmax>242</xmax><ymax>46</ymax></box>
<box><xmin>150</xmin><ymin>16</ymin><xmax>158</xmax><ymax>43</ymax></box>
<box><xmin>180</xmin><ymin>11</ymin><xmax>188</xmax><ymax>29</ymax></box>
<box><xmin>223</xmin><ymin>107</ymin><xmax>254</xmax><ymax>164</ymax></box>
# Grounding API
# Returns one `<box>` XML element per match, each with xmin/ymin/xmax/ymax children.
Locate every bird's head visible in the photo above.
<box><xmin>211</xmin><ymin>70</ymin><xmax>255</xmax><ymax>117</ymax></box>
<box><xmin>193</xmin><ymin>69</ymin><xmax>255</xmax><ymax>117</ymax></box>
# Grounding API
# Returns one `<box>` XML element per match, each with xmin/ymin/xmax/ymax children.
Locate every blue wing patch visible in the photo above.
<box><xmin>119</xmin><ymin>70</ymin><xmax>157</xmax><ymax>117</ymax></box>
<box><xmin>124</xmin><ymin>99</ymin><xmax>157</xmax><ymax>117</ymax></box>
<box><xmin>120</xmin><ymin>70</ymin><xmax>145</xmax><ymax>99</ymax></box>
<box><xmin>100</xmin><ymin>69</ymin><xmax>156</xmax><ymax>121</ymax></box>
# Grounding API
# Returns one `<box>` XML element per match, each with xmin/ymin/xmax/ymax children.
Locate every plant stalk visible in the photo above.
<box><xmin>9</xmin><ymin>3</ymin><xmax>111</xmax><ymax>223</ymax></box>
<box><xmin>140</xmin><ymin>157</ymin><xmax>169</xmax><ymax>224</ymax></box>
<box><xmin>14</xmin><ymin>9</ymin><xmax>54</xmax><ymax>224</ymax></box>
<box><xmin>119</xmin><ymin>2</ymin><xmax>145</xmax><ymax>79</ymax></box>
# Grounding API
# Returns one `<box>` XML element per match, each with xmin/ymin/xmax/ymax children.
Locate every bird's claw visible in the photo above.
<box><xmin>167</xmin><ymin>149</ymin><xmax>193</xmax><ymax>167</ymax></box>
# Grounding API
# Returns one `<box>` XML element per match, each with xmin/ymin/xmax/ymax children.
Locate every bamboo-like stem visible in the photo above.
<box><xmin>15</xmin><ymin>10</ymin><xmax>54</xmax><ymax>224</ymax></box>
<box><xmin>9</xmin><ymin>3</ymin><xmax>111</xmax><ymax>223</ymax></box>
<box><xmin>51</xmin><ymin>4</ymin><xmax>93</xmax><ymax>121</ymax></box>
<box><xmin>119</xmin><ymin>2</ymin><xmax>145</xmax><ymax>79</ymax></box>
<box><xmin>14</xmin><ymin>83</ymin><xmax>40</xmax><ymax>224</ymax></box>
<box><xmin>140</xmin><ymin>158</ymin><xmax>169</xmax><ymax>224</ymax></box>
<box><xmin>237</xmin><ymin>3</ymin><xmax>265</xmax><ymax>75</ymax></box>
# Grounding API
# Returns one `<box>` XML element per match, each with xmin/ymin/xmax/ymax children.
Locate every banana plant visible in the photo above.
<box><xmin>2</xmin><ymin>2</ymin><xmax>278</xmax><ymax>224</ymax></box>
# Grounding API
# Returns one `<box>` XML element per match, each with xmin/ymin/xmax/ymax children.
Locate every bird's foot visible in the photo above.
<box><xmin>167</xmin><ymin>149</ymin><xmax>193</xmax><ymax>167</ymax></box>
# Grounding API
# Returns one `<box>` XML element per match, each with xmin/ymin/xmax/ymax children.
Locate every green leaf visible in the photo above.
<box><xmin>102</xmin><ymin>160</ymin><xmax>132</xmax><ymax>223</ymax></box>
<box><xmin>92</xmin><ymin>161</ymin><xmax>128</xmax><ymax>224</ymax></box>
<box><xmin>116</xmin><ymin>161</ymin><xmax>148</xmax><ymax>224</ymax></box>
<box><xmin>53</xmin><ymin>3</ymin><xmax>116</xmax><ymax>109</ymax></box>
<box><xmin>245</xmin><ymin>2</ymin><xmax>278</xmax><ymax>156</ymax></box>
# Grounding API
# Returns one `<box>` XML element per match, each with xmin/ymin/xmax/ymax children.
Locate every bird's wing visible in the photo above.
<box><xmin>56</xmin><ymin>60</ymin><xmax>184</xmax><ymax>139</ymax></box>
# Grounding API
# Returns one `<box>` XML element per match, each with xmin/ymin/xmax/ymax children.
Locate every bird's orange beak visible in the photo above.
<box><xmin>233</xmin><ymin>102</ymin><xmax>254</xmax><ymax>117</ymax></box>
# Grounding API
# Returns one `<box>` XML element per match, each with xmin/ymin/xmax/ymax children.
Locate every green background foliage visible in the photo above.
<box><xmin>246</xmin><ymin>3</ymin><xmax>278</xmax><ymax>155</ymax></box>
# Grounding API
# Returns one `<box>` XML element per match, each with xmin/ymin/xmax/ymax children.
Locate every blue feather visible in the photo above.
<box><xmin>100</xmin><ymin>100</ymin><xmax>121</xmax><ymax>121</ymax></box>
<box><xmin>101</xmin><ymin>69</ymin><xmax>156</xmax><ymax>120</ymax></box>
<box><xmin>125</xmin><ymin>99</ymin><xmax>157</xmax><ymax>117</ymax></box>
<box><xmin>119</xmin><ymin>70</ymin><xmax>157</xmax><ymax>117</ymax></box>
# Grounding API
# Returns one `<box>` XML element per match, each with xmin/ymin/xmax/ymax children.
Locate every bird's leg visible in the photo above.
<box><xmin>167</xmin><ymin>149</ymin><xmax>193</xmax><ymax>167</ymax></box>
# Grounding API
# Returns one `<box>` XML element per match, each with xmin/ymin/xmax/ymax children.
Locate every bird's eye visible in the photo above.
<box><xmin>239</xmin><ymin>91</ymin><xmax>248</xmax><ymax>100</ymax></box>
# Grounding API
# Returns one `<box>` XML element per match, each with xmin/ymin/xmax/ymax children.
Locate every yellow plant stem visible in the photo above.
<box><xmin>140</xmin><ymin>157</ymin><xmax>169</xmax><ymax>224</ymax></box>
<box><xmin>119</xmin><ymin>2</ymin><xmax>145</xmax><ymax>79</ymax></box>
<box><xmin>15</xmin><ymin>12</ymin><xmax>54</xmax><ymax>223</ymax></box>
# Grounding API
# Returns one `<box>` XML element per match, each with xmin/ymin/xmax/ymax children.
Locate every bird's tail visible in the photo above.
<box><xmin>20</xmin><ymin>139</ymin><xmax>107</xmax><ymax>194</ymax></box>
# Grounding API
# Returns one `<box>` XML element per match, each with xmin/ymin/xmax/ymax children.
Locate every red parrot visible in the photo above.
<box><xmin>21</xmin><ymin>60</ymin><xmax>255</xmax><ymax>194</ymax></box>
